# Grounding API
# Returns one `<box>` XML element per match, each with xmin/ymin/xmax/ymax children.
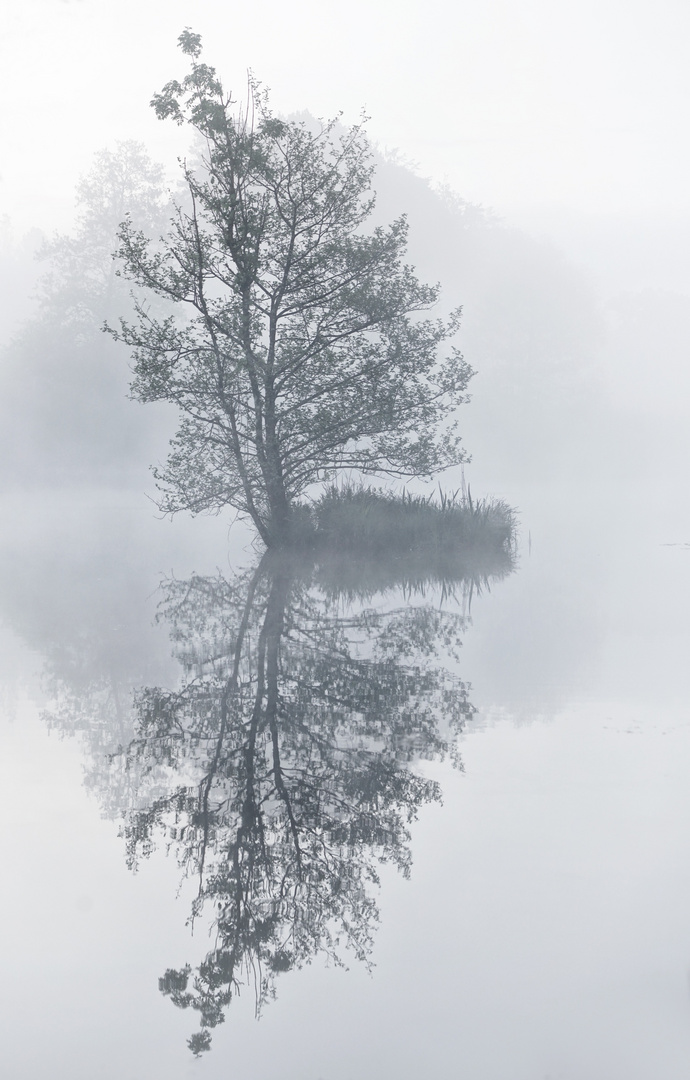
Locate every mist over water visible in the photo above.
<box><xmin>2</xmin><ymin>6</ymin><xmax>690</xmax><ymax>1078</ymax></box>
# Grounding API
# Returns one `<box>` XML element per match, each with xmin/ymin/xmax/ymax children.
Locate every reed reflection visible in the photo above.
<box><xmin>108</xmin><ymin>542</ymin><xmax>513</xmax><ymax>1054</ymax></box>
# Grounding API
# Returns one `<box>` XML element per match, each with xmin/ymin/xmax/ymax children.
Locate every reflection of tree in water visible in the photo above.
<box><xmin>112</xmin><ymin>550</ymin><xmax>502</xmax><ymax>1055</ymax></box>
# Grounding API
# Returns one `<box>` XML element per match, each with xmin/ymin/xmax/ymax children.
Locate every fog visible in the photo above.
<box><xmin>2</xmin><ymin>3</ymin><xmax>690</xmax><ymax>1078</ymax></box>
<box><xmin>5</xmin><ymin>0</ymin><xmax>690</xmax><ymax>226</ymax></box>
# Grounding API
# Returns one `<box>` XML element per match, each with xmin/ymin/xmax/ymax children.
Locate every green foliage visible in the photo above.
<box><xmin>111</xmin><ymin>32</ymin><xmax>473</xmax><ymax>543</ymax></box>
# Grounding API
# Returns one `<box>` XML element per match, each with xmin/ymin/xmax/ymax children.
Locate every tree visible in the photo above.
<box><xmin>0</xmin><ymin>142</ymin><xmax>170</xmax><ymax>488</ymax></box>
<box><xmin>111</xmin><ymin>30</ymin><xmax>473</xmax><ymax>546</ymax></box>
<box><xmin>40</xmin><ymin>142</ymin><xmax>167</xmax><ymax>329</ymax></box>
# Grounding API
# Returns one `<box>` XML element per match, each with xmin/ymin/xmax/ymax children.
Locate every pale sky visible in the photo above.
<box><xmin>2</xmin><ymin>0</ymin><xmax>690</xmax><ymax>234</ymax></box>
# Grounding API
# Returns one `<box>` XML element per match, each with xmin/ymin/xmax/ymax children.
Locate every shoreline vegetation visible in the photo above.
<box><xmin>282</xmin><ymin>483</ymin><xmax>518</xmax><ymax>597</ymax></box>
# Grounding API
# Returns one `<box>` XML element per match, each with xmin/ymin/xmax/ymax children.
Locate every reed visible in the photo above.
<box><xmin>310</xmin><ymin>482</ymin><xmax>516</xmax><ymax>554</ymax></box>
<box><xmin>285</xmin><ymin>483</ymin><xmax>517</xmax><ymax>600</ymax></box>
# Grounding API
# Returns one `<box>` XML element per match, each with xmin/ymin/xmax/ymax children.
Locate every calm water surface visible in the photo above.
<box><xmin>1</xmin><ymin>476</ymin><xmax>689</xmax><ymax>1080</ymax></box>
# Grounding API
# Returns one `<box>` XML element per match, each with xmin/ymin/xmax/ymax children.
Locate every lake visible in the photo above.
<box><xmin>1</xmin><ymin>462</ymin><xmax>689</xmax><ymax>1080</ymax></box>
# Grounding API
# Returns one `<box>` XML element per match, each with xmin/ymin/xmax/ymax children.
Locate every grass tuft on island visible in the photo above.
<box><xmin>287</xmin><ymin>483</ymin><xmax>517</xmax><ymax>598</ymax></box>
<box><xmin>312</xmin><ymin>483</ymin><xmax>515</xmax><ymax>551</ymax></box>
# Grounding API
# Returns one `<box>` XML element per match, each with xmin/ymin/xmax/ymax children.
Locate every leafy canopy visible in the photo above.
<box><xmin>111</xmin><ymin>31</ymin><xmax>472</xmax><ymax>543</ymax></box>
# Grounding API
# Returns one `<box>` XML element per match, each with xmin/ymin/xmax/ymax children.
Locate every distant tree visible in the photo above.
<box><xmin>111</xmin><ymin>30</ymin><xmax>473</xmax><ymax>545</ymax></box>
<box><xmin>39</xmin><ymin>142</ymin><xmax>167</xmax><ymax>328</ymax></box>
<box><xmin>0</xmin><ymin>142</ymin><xmax>169</xmax><ymax>488</ymax></box>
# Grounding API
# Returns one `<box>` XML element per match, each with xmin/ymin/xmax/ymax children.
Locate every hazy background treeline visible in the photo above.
<box><xmin>1</xmin><ymin>134</ymin><xmax>688</xmax><ymax>502</ymax></box>
<box><xmin>0</xmin><ymin>143</ymin><xmax>176</xmax><ymax>491</ymax></box>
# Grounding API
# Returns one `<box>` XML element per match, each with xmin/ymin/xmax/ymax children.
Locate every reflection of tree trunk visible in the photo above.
<box><xmin>210</xmin><ymin>562</ymin><xmax>292</xmax><ymax>996</ymax></box>
<box><xmin>264</xmin><ymin>564</ymin><xmax>303</xmax><ymax>871</ymax></box>
<box><xmin>197</xmin><ymin>555</ymin><xmax>268</xmax><ymax>890</ymax></box>
<box><xmin>195</xmin><ymin>556</ymin><xmax>304</xmax><ymax>917</ymax></box>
